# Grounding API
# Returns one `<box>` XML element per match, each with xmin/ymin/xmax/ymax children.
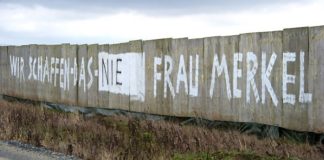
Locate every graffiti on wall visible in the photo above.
<box><xmin>9</xmin><ymin>52</ymin><xmax>145</xmax><ymax>101</ymax></box>
<box><xmin>8</xmin><ymin>50</ymin><xmax>312</xmax><ymax>105</ymax></box>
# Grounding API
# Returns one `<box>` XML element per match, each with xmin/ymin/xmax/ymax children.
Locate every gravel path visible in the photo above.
<box><xmin>0</xmin><ymin>141</ymin><xmax>79</xmax><ymax>160</ymax></box>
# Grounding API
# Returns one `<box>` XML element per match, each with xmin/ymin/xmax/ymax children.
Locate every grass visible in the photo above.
<box><xmin>172</xmin><ymin>151</ymin><xmax>300</xmax><ymax>160</ymax></box>
<box><xmin>0</xmin><ymin>99</ymin><xmax>323</xmax><ymax>159</ymax></box>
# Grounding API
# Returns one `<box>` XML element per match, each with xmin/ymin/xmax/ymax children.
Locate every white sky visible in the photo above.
<box><xmin>0</xmin><ymin>0</ymin><xmax>323</xmax><ymax>45</ymax></box>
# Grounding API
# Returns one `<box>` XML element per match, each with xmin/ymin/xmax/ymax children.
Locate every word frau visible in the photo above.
<box><xmin>153</xmin><ymin>51</ymin><xmax>312</xmax><ymax>106</ymax></box>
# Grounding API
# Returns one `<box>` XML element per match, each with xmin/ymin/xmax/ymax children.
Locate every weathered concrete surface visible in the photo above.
<box><xmin>77</xmin><ymin>45</ymin><xmax>88</xmax><ymax>107</ymax></box>
<box><xmin>7</xmin><ymin>46</ymin><xmax>19</xmax><ymax>98</ymax></box>
<box><xmin>171</xmin><ymin>38</ymin><xmax>189</xmax><ymax>116</ymax></box>
<box><xmin>309</xmin><ymin>26</ymin><xmax>324</xmax><ymax>132</ymax></box>
<box><xmin>239</xmin><ymin>33</ymin><xmax>260</xmax><ymax>123</ymax></box>
<box><xmin>87</xmin><ymin>44</ymin><xmax>99</xmax><ymax>107</ymax></box>
<box><xmin>259</xmin><ymin>31</ymin><xmax>283</xmax><ymax>127</ymax></box>
<box><xmin>1</xmin><ymin>26</ymin><xmax>324</xmax><ymax>133</ymax></box>
<box><xmin>108</xmin><ymin>42</ymin><xmax>130</xmax><ymax>111</ymax></box>
<box><xmin>282</xmin><ymin>27</ymin><xmax>310</xmax><ymax>132</ymax></box>
<box><xmin>0</xmin><ymin>47</ymin><xmax>8</xmax><ymax>95</ymax></box>
<box><xmin>60</xmin><ymin>44</ymin><xmax>78</xmax><ymax>105</ymax></box>
<box><xmin>53</xmin><ymin>45</ymin><xmax>63</xmax><ymax>104</ymax></box>
<box><xmin>204</xmin><ymin>36</ymin><xmax>239</xmax><ymax>121</ymax></box>
<box><xmin>188</xmin><ymin>38</ymin><xmax>205</xmax><ymax>117</ymax></box>
<box><xmin>34</xmin><ymin>45</ymin><xmax>44</xmax><ymax>101</ymax></box>
<box><xmin>98</xmin><ymin>44</ymin><xmax>110</xmax><ymax>109</ymax></box>
<box><xmin>143</xmin><ymin>39</ymin><xmax>172</xmax><ymax>115</ymax></box>
<box><xmin>128</xmin><ymin>40</ymin><xmax>144</xmax><ymax>113</ymax></box>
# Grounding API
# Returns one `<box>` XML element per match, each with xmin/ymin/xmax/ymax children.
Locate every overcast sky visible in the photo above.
<box><xmin>0</xmin><ymin>0</ymin><xmax>323</xmax><ymax>45</ymax></box>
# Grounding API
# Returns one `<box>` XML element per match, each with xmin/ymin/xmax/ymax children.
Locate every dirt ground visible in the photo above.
<box><xmin>0</xmin><ymin>99</ymin><xmax>323</xmax><ymax>159</ymax></box>
<box><xmin>0</xmin><ymin>140</ymin><xmax>78</xmax><ymax>160</ymax></box>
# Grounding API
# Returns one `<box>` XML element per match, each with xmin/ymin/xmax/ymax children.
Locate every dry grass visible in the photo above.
<box><xmin>0</xmin><ymin>99</ymin><xmax>323</xmax><ymax>160</ymax></box>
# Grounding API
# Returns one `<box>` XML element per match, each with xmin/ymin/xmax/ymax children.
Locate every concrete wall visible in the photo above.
<box><xmin>1</xmin><ymin>26</ymin><xmax>324</xmax><ymax>133</ymax></box>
